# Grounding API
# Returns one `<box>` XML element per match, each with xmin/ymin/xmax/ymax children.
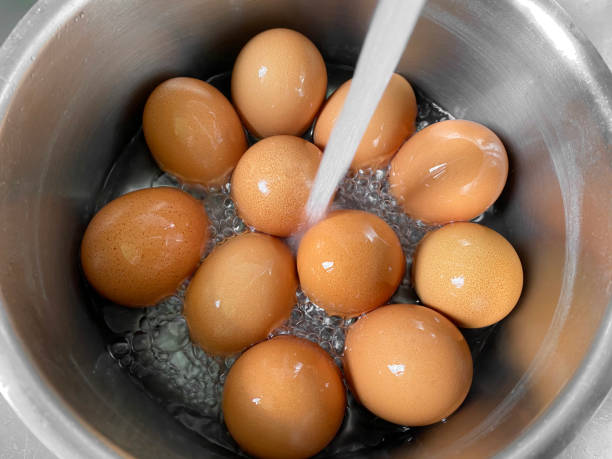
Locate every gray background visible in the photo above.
<box><xmin>0</xmin><ymin>0</ymin><xmax>610</xmax><ymax>457</ymax></box>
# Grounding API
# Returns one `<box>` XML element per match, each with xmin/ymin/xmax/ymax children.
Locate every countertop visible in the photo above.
<box><xmin>0</xmin><ymin>0</ymin><xmax>611</xmax><ymax>457</ymax></box>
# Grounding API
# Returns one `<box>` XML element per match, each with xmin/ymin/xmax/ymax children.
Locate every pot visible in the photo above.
<box><xmin>0</xmin><ymin>0</ymin><xmax>611</xmax><ymax>457</ymax></box>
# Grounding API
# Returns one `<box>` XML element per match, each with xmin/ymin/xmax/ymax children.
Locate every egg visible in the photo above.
<box><xmin>223</xmin><ymin>335</ymin><xmax>346</xmax><ymax>459</ymax></box>
<box><xmin>413</xmin><ymin>222</ymin><xmax>523</xmax><ymax>328</ymax></box>
<box><xmin>297</xmin><ymin>210</ymin><xmax>404</xmax><ymax>317</ymax></box>
<box><xmin>81</xmin><ymin>187</ymin><xmax>209</xmax><ymax>307</ymax></box>
<box><xmin>231</xmin><ymin>135</ymin><xmax>322</xmax><ymax>237</ymax></box>
<box><xmin>344</xmin><ymin>304</ymin><xmax>473</xmax><ymax>426</ymax></box>
<box><xmin>231</xmin><ymin>28</ymin><xmax>327</xmax><ymax>138</ymax></box>
<box><xmin>143</xmin><ymin>77</ymin><xmax>247</xmax><ymax>187</ymax></box>
<box><xmin>314</xmin><ymin>73</ymin><xmax>417</xmax><ymax>170</ymax></box>
<box><xmin>183</xmin><ymin>232</ymin><xmax>297</xmax><ymax>356</ymax></box>
<box><xmin>389</xmin><ymin>119</ymin><xmax>508</xmax><ymax>224</ymax></box>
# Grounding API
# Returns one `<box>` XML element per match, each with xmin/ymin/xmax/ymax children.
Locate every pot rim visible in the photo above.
<box><xmin>0</xmin><ymin>1</ymin><xmax>611</xmax><ymax>458</ymax></box>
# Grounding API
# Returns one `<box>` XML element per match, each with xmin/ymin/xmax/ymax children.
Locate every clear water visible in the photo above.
<box><xmin>91</xmin><ymin>67</ymin><xmax>496</xmax><ymax>456</ymax></box>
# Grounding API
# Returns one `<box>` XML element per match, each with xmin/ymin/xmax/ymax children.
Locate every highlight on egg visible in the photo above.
<box><xmin>314</xmin><ymin>73</ymin><xmax>417</xmax><ymax>170</ymax></box>
<box><xmin>231</xmin><ymin>135</ymin><xmax>322</xmax><ymax>237</ymax></box>
<box><xmin>231</xmin><ymin>28</ymin><xmax>328</xmax><ymax>138</ymax></box>
<box><xmin>143</xmin><ymin>77</ymin><xmax>247</xmax><ymax>187</ymax></box>
<box><xmin>183</xmin><ymin>232</ymin><xmax>298</xmax><ymax>356</ymax></box>
<box><xmin>80</xmin><ymin>187</ymin><xmax>209</xmax><ymax>307</ymax></box>
<box><xmin>297</xmin><ymin>209</ymin><xmax>405</xmax><ymax>317</ymax></box>
<box><xmin>223</xmin><ymin>335</ymin><xmax>346</xmax><ymax>459</ymax></box>
<box><xmin>344</xmin><ymin>304</ymin><xmax>473</xmax><ymax>426</ymax></box>
<box><xmin>389</xmin><ymin>119</ymin><xmax>508</xmax><ymax>224</ymax></box>
<box><xmin>412</xmin><ymin>222</ymin><xmax>523</xmax><ymax>328</ymax></box>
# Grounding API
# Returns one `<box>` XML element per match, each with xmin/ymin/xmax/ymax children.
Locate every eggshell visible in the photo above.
<box><xmin>314</xmin><ymin>73</ymin><xmax>417</xmax><ymax>170</ymax></box>
<box><xmin>297</xmin><ymin>210</ymin><xmax>405</xmax><ymax>317</ymax></box>
<box><xmin>183</xmin><ymin>232</ymin><xmax>297</xmax><ymax>356</ymax></box>
<box><xmin>231</xmin><ymin>135</ymin><xmax>322</xmax><ymax>237</ymax></box>
<box><xmin>231</xmin><ymin>28</ymin><xmax>327</xmax><ymax>138</ymax></box>
<box><xmin>223</xmin><ymin>336</ymin><xmax>346</xmax><ymax>459</ymax></box>
<box><xmin>413</xmin><ymin>222</ymin><xmax>523</xmax><ymax>328</ymax></box>
<box><xmin>143</xmin><ymin>77</ymin><xmax>247</xmax><ymax>187</ymax></box>
<box><xmin>389</xmin><ymin>119</ymin><xmax>508</xmax><ymax>224</ymax></box>
<box><xmin>81</xmin><ymin>187</ymin><xmax>209</xmax><ymax>307</ymax></box>
<box><xmin>344</xmin><ymin>304</ymin><xmax>473</xmax><ymax>426</ymax></box>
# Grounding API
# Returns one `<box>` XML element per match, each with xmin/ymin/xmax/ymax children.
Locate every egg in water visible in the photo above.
<box><xmin>412</xmin><ymin>222</ymin><xmax>523</xmax><ymax>328</ymax></box>
<box><xmin>183</xmin><ymin>232</ymin><xmax>297</xmax><ymax>356</ymax></box>
<box><xmin>81</xmin><ymin>187</ymin><xmax>209</xmax><ymax>307</ymax></box>
<box><xmin>223</xmin><ymin>335</ymin><xmax>346</xmax><ymax>459</ymax></box>
<box><xmin>389</xmin><ymin>119</ymin><xmax>508</xmax><ymax>224</ymax></box>
<box><xmin>314</xmin><ymin>73</ymin><xmax>417</xmax><ymax>170</ymax></box>
<box><xmin>297</xmin><ymin>210</ymin><xmax>405</xmax><ymax>317</ymax></box>
<box><xmin>231</xmin><ymin>28</ymin><xmax>327</xmax><ymax>138</ymax></box>
<box><xmin>231</xmin><ymin>135</ymin><xmax>322</xmax><ymax>237</ymax></box>
<box><xmin>143</xmin><ymin>77</ymin><xmax>247</xmax><ymax>187</ymax></box>
<box><xmin>344</xmin><ymin>304</ymin><xmax>473</xmax><ymax>426</ymax></box>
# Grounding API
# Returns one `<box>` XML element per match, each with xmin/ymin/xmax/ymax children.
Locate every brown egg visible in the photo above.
<box><xmin>314</xmin><ymin>73</ymin><xmax>417</xmax><ymax>170</ymax></box>
<box><xmin>389</xmin><ymin>119</ymin><xmax>508</xmax><ymax>224</ymax></box>
<box><xmin>143</xmin><ymin>77</ymin><xmax>247</xmax><ymax>187</ymax></box>
<box><xmin>297</xmin><ymin>210</ymin><xmax>405</xmax><ymax>317</ymax></box>
<box><xmin>231</xmin><ymin>135</ymin><xmax>322</xmax><ymax>237</ymax></box>
<box><xmin>413</xmin><ymin>222</ymin><xmax>523</xmax><ymax>328</ymax></box>
<box><xmin>223</xmin><ymin>336</ymin><xmax>346</xmax><ymax>459</ymax></box>
<box><xmin>183</xmin><ymin>232</ymin><xmax>297</xmax><ymax>356</ymax></box>
<box><xmin>231</xmin><ymin>28</ymin><xmax>327</xmax><ymax>138</ymax></box>
<box><xmin>81</xmin><ymin>187</ymin><xmax>209</xmax><ymax>307</ymax></box>
<box><xmin>344</xmin><ymin>304</ymin><xmax>473</xmax><ymax>426</ymax></box>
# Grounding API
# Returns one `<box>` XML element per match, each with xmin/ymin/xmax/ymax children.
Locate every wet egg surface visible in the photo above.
<box><xmin>231</xmin><ymin>135</ymin><xmax>322</xmax><ymax>237</ymax></box>
<box><xmin>413</xmin><ymin>222</ymin><xmax>523</xmax><ymax>328</ymax></box>
<box><xmin>389</xmin><ymin>119</ymin><xmax>508</xmax><ymax>224</ymax></box>
<box><xmin>81</xmin><ymin>187</ymin><xmax>209</xmax><ymax>307</ymax></box>
<box><xmin>344</xmin><ymin>304</ymin><xmax>473</xmax><ymax>426</ymax></box>
<box><xmin>143</xmin><ymin>77</ymin><xmax>247</xmax><ymax>187</ymax></box>
<box><xmin>184</xmin><ymin>232</ymin><xmax>297</xmax><ymax>356</ymax></box>
<box><xmin>297</xmin><ymin>209</ymin><xmax>405</xmax><ymax>317</ymax></box>
<box><xmin>223</xmin><ymin>335</ymin><xmax>346</xmax><ymax>459</ymax></box>
<box><xmin>231</xmin><ymin>28</ymin><xmax>327</xmax><ymax>138</ymax></box>
<box><xmin>314</xmin><ymin>73</ymin><xmax>417</xmax><ymax>170</ymax></box>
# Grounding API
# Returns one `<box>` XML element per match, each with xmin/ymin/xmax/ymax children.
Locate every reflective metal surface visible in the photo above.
<box><xmin>0</xmin><ymin>0</ymin><xmax>610</xmax><ymax>458</ymax></box>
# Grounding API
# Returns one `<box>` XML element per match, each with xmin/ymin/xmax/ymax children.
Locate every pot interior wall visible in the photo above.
<box><xmin>0</xmin><ymin>0</ymin><xmax>611</xmax><ymax>458</ymax></box>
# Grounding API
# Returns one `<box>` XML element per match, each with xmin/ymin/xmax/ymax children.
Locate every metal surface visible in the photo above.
<box><xmin>0</xmin><ymin>0</ymin><xmax>611</xmax><ymax>458</ymax></box>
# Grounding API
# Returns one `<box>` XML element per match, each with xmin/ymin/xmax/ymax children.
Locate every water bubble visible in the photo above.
<box><xmin>109</xmin><ymin>340</ymin><xmax>130</xmax><ymax>358</ymax></box>
<box><xmin>132</xmin><ymin>332</ymin><xmax>150</xmax><ymax>352</ymax></box>
<box><xmin>119</xmin><ymin>355</ymin><xmax>133</xmax><ymax>368</ymax></box>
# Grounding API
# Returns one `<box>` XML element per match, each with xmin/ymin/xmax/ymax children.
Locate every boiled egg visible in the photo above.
<box><xmin>223</xmin><ymin>335</ymin><xmax>346</xmax><ymax>459</ymax></box>
<box><xmin>389</xmin><ymin>119</ymin><xmax>508</xmax><ymax>224</ymax></box>
<box><xmin>231</xmin><ymin>135</ymin><xmax>322</xmax><ymax>237</ymax></box>
<box><xmin>314</xmin><ymin>73</ymin><xmax>417</xmax><ymax>170</ymax></box>
<box><xmin>143</xmin><ymin>77</ymin><xmax>247</xmax><ymax>187</ymax></box>
<box><xmin>81</xmin><ymin>187</ymin><xmax>209</xmax><ymax>307</ymax></box>
<box><xmin>344</xmin><ymin>304</ymin><xmax>473</xmax><ymax>426</ymax></box>
<box><xmin>412</xmin><ymin>222</ymin><xmax>523</xmax><ymax>328</ymax></box>
<box><xmin>231</xmin><ymin>28</ymin><xmax>327</xmax><ymax>138</ymax></box>
<box><xmin>183</xmin><ymin>232</ymin><xmax>297</xmax><ymax>355</ymax></box>
<box><xmin>297</xmin><ymin>210</ymin><xmax>404</xmax><ymax>317</ymax></box>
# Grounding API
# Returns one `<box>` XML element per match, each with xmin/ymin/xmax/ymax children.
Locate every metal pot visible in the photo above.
<box><xmin>0</xmin><ymin>0</ymin><xmax>611</xmax><ymax>457</ymax></box>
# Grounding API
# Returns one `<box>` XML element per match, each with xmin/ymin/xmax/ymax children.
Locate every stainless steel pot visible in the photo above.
<box><xmin>0</xmin><ymin>0</ymin><xmax>611</xmax><ymax>457</ymax></box>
